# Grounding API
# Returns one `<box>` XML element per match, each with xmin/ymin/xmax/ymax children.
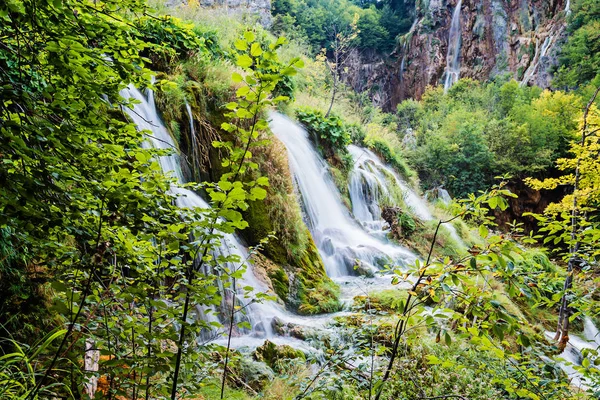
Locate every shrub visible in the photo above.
<box><xmin>296</xmin><ymin>107</ymin><xmax>351</xmax><ymax>155</ymax></box>
<box><xmin>368</xmin><ymin>138</ymin><xmax>414</xmax><ymax>181</ymax></box>
<box><xmin>136</xmin><ymin>16</ymin><xmax>207</xmax><ymax>71</ymax></box>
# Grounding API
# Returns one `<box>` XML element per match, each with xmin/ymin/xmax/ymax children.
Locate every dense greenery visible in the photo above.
<box><xmin>296</xmin><ymin>107</ymin><xmax>351</xmax><ymax>156</ymax></box>
<box><xmin>2</xmin><ymin>0</ymin><xmax>600</xmax><ymax>398</ymax></box>
<box><xmin>398</xmin><ymin>78</ymin><xmax>581</xmax><ymax>197</ymax></box>
<box><xmin>554</xmin><ymin>0</ymin><xmax>600</xmax><ymax>89</ymax></box>
<box><xmin>272</xmin><ymin>0</ymin><xmax>414</xmax><ymax>54</ymax></box>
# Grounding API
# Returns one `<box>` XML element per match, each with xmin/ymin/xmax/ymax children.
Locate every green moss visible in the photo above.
<box><xmin>329</xmin><ymin>165</ymin><xmax>351</xmax><ymax>210</ymax></box>
<box><xmin>254</xmin><ymin>340</ymin><xmax>305</xmax><ymax>372</ymax></box>
<box><xmin>295</xmin><ymin>238</ymin><xmax>342</xmax><ymax>315</ymax></box>
<box><xmin>353</xmin><ymin>289</ymin><xmax>408</xmax><ymax>312</ymax></box>
<box><xmin>268</xmin><ymin>267</ymin><xmax>290</xmax><ymax>302</ymax></box>
<box><xmin>240</xmin><ymin>200</ymin><xmax>288</xmax><ymax>265</ymax></box>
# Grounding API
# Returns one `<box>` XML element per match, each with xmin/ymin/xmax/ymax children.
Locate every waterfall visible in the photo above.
<box><xmin>120</xmin><ymin>86</ymin><xmax>278</xmax><ymax>339</ymax></box>
<box><xmin>269</xmin><ymin>113</ymin><xmax>417</xmax><ymax>278</ymax></box>
<box><xmin>545</xmin><ymin>317</ymin><xmax>600</xmax><ymax>389</ymax></box>
<box><xmin>437</xmin><ymin>188</ymin><xmax>452</xmax><ymax>204</ymax></box>
<box><xmin>520</xmin><ymin>35</ymin><xmax>554</xmax><ymax>87</ymax></box>
<box><xmin>443</xmin><ymin>0</ymin><xmax>462</xmax><ymax>93</ymax></box>
<box><xmin>185</xmin><ymin>101</ymin><xmax>200</xmax><ymax>175</ymax></box>
<box><xmin>565</xmin><ymin>0</ymin><xmax>571</xmax><ymax>15</ymax></box>
<box><xmin>347</xmin><ymin>146</ymin><xmax>464</xmax><ymax>245</ymax></box>
<box><xmin>399</xmin><ymin>19</ymin><xmax>419</xmax><ymax>83</ymax></box>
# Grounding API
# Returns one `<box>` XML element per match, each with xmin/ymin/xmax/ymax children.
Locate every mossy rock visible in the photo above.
<box><xmin>293</xmin><ymin>239</ymin><xmax>343</xmax><ymax>315</ymax></box>
<box><xmin>237</xmin><ymin>357</ymin><xmax>274</xmax><ymax>391</ymax></box>
<box><xmin>253</xmin><ymin>340</ymin><xmax>305</xmax><ymax>371</ymax></box>
<box><xmin>353</xmin><ymin>289</ymin><xmax>408</xmax><ymax>312</ymax></box>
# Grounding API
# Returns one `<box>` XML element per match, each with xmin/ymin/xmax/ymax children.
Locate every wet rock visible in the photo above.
<box><xmin>271</xmin><ymin>317</ymin><xmax>309</xmax><ymax>340</ymax></box>
<box><xmin>253</xmin><ymin>340</ymin><xmax>306</xmax><ymax>370</ymax></box>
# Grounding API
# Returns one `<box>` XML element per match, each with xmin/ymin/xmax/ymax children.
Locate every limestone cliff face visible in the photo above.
<box><xmin>346</xmin><ymin>0</ymin><xmax>570</xmax><ymax>109</ymax></box>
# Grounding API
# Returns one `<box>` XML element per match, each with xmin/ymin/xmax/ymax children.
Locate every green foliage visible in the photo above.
<box><xmin>0</xmin><ymin>330</ymin><xmax>70</xmax><ymax>398</ymax></box>
<box><xmin>0</xmin><ymin>0</ymin><xmax>302</xmax><ymax>393</ymax></box>
<box><xmin>398</xmin><ymin>212</ymin><xmax>416</xmax><ymax>234</ymax></box>
<box><xmin>136</xmin><ymin>15</ymin><xmax>208</xmax><ymax>71</ymax></box>
<box><xmin>296</xmin><ymin>107</ymin><xmax>351</xmax><ymax>155</ymax></box>
<box><xmin>554</xmin><ymin>0</ymin><xmax>600</xmax><ymax>88</ymax></box>
<box><xmin>367</xmin><ymin>138</ymin><xmax>414</xmax><ymax>181</ymax></box>
<box><xmin>271</xmin><ymin>0</ymin><xmax>412</xmax><ymax>54</ymax></box>
<box><xmin>402</xmin><ymin>79</ymin><xmax>581</xmax><ymax>197</ymax></box>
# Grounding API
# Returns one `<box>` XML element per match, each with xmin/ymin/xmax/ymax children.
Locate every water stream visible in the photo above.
<box><xmin>520</xmin><ymin>35</ymin><xmax>554</xmax><ymax>87</ymax></box>
<box><xmin>546</xmin><ymin>318</ymin><xmax>600</xmax><ymax>389</ymax></box>
<box><xmin>121</xmin><ymin>86</ymin><xmax>285</xmax><ymax>340</ymax></box>
<box><xmin>348</xmin><ymin>145</ymin><xmax>463</xmax><ymax>245</ymax></box>
<box><xmin>399</xmin><ymin>19</ymin><xmax>419</xmax><ymax>83</ymax></box>
<box><xmin>270</xmin><ymin>112</ymin><xmax>418</xmax><ymax>279</ymax></box>
<box><xmin>444</xmin><ymin>0</ymin><xmax>463</xmax><ymax>93</ymax></box>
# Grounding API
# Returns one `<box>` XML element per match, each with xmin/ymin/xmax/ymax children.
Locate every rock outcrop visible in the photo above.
<box><xmin>344</xmin><ymin>0</ymin><xmax>569</xmax><ymax>109</ymax></box>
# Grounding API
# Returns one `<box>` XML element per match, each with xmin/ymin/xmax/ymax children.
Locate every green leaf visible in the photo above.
<box><xmin>237</xmin><ymin>55</ymin><xmax>253</xmax><ymax>68</ymax></box>
<box><xmin>479</xmin><ymin>225</ymin><xmax>489</xmax><ymax>238</ymax></box>
<box><xmin>234</xmin><ymin>39</ymin><xmax>247</xmax><ymax>51</ymax></box>
<box><xmin>232</xmin><ymin>72</ymin><xmax>244</xmax><ymax>83</ymax></box>
<box><xmin>244</xmin><ymin>31</ymin><xmax>256</xmax><ymax>43</ymax></box>
<box><xmin>250</xmin><ymin>42</ymin><xmax>262</xmax><ymax>57</ymax></box>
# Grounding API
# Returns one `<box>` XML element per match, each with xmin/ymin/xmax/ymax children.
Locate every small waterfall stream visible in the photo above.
<box><xmin>520</xmin><ymin>35</ymin><xmax>554</xmax><ymax>87</ymax></box>
<box><xmin>443</xmin><ymin>0</ymin><xmax>463</xmax><ymax>93</ymax></box>
<box><xmin>270</xmin><ymin>113</ymin><xmax>417</xmax><ymax>279</ymax></box>
<box><xmin>348</xmin><ymin>145</ymin><xmax>463</xmax><ymax>245</ymax></box>
<box><xmin>546</xmin><ymin>318</ymin><xmax>600</xmax><ymax>389</ymax></box>
<box><xmin>121</xmin><ymin>86</ymin><xmax>282</xmax><ymax>340</ymax></box>
<box><xmin>399</xmin><ymin>19</ymin><xmax>419</xmax><ymax>83</ymax></box>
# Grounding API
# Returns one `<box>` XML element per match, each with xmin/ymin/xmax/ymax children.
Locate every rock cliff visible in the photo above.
<box><xmin>344</xmin><ymin>0</ymin><xmax>570</xmax><ymax>109</ymax></box>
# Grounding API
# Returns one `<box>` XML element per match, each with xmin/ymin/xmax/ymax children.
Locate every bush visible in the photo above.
<box><xmin>346</xmin><ymin>122</ymin><xmax>366</xmax><ymax>144</ymax></box>
<box><xmin>296</xmin><ymin>107</ymin><xmax>351</xmax><ymax>155</ymax></box>
<box><xmin>136</xmin><ymin>16</ymin><xmax>207</xmax><ymax>71</ymax></box>
<box><xmin>368</xmin><ymin>138</ymin><xmax>413</xmax><ymax>181</ymax></box>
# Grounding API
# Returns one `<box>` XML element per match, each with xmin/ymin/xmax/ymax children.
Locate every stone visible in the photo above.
<box><xmin>253</xmin><ymin>340</ymin><xmax>306</xmax><ymax>371</ymax></box>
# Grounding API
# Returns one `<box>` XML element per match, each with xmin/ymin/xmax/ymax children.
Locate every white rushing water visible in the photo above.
<box><xmin>565</xmin><ymin>0</ymin><xmax>571</xmax><ymax>15</ymax></box>
<box><xmin>444</xmin><ymin>0</ymin><xmax>463</xmax><ymax>93</ymax></box>
<box><xmin>348</xmin><ymin>145</ymin><xmax>463</xmax><ymax>246</ymax></box>
<box><xmin>270</xmin><ymin>113</ymin><xmax>417</xmax><ymax>278</ymax></box>
<box><xmin>120</xmin><ymin>86</ymin><xmax>289</xmax><ymax>340</ymax></box>
<box><xmin>520</xmin><ymin>35</ymin><xmax>554</xmax><ymax>87</ymax></box>
<box><xmin>399</xmin><ymin>19</ymin><xmax>419</xmax><ymax>83</ymax></box>
<box><xmin>545</xmin><ymin>318</ymin><xmax>600</xmax><ymax>389</ymax></box>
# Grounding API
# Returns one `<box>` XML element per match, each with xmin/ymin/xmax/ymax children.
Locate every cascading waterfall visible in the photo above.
<box><xmin>348</xmin><ymin>146</ymin><xmax>463</xmax><ymax>246</ymax></box>
<box><xmin>399</xmin><ymin>19</ymin><xmax>419</xmax><ymax>83</ymax></box>
<box><xmin>545</xmin><ymin>318</ymin><xmax>600</xmax><ymax>389</ymax></box>
<box><xmin>520</xmin><ymin>35</ymin><xmax>554</xmax><ymax>87</ymax></box>
<box><xmin>443</xmin><ymin>0</ymin><xmax>463</xmax><ymax>93</ymax></box>
<box><xmin>565</xmin><ymin>0</ymin><xmax>571</xmax><ymax>15</ymax></box>
<box><xmin>437</xmin><ymin>188</ymin><xmax>452</xmax><ymax>204</ymax></box>
<box><xmin>120</xmin><ymin>85</ymin><xmax>278</xmax><ymax>340</ymax></box>
<box><xmin>270</xmin><ymin>112</ymin><xmax>417</xmax><ymax>279</ymax></box>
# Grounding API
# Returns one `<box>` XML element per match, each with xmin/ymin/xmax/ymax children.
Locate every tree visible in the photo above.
<box><xmin>323</xmin><ymin>13</ymin><xmax>359</xmax><ymax>117</ymax></box>
<box><xmin>526</xmin><ymin>86</ymin><xmax>600</xmax><ymax>349</ymax></box>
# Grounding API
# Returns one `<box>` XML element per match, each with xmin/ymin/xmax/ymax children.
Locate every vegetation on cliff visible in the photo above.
<box><xmin>1</xmin><ymin>0</ymin><xmax>600</xmax><ymax>399</ymax></box>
